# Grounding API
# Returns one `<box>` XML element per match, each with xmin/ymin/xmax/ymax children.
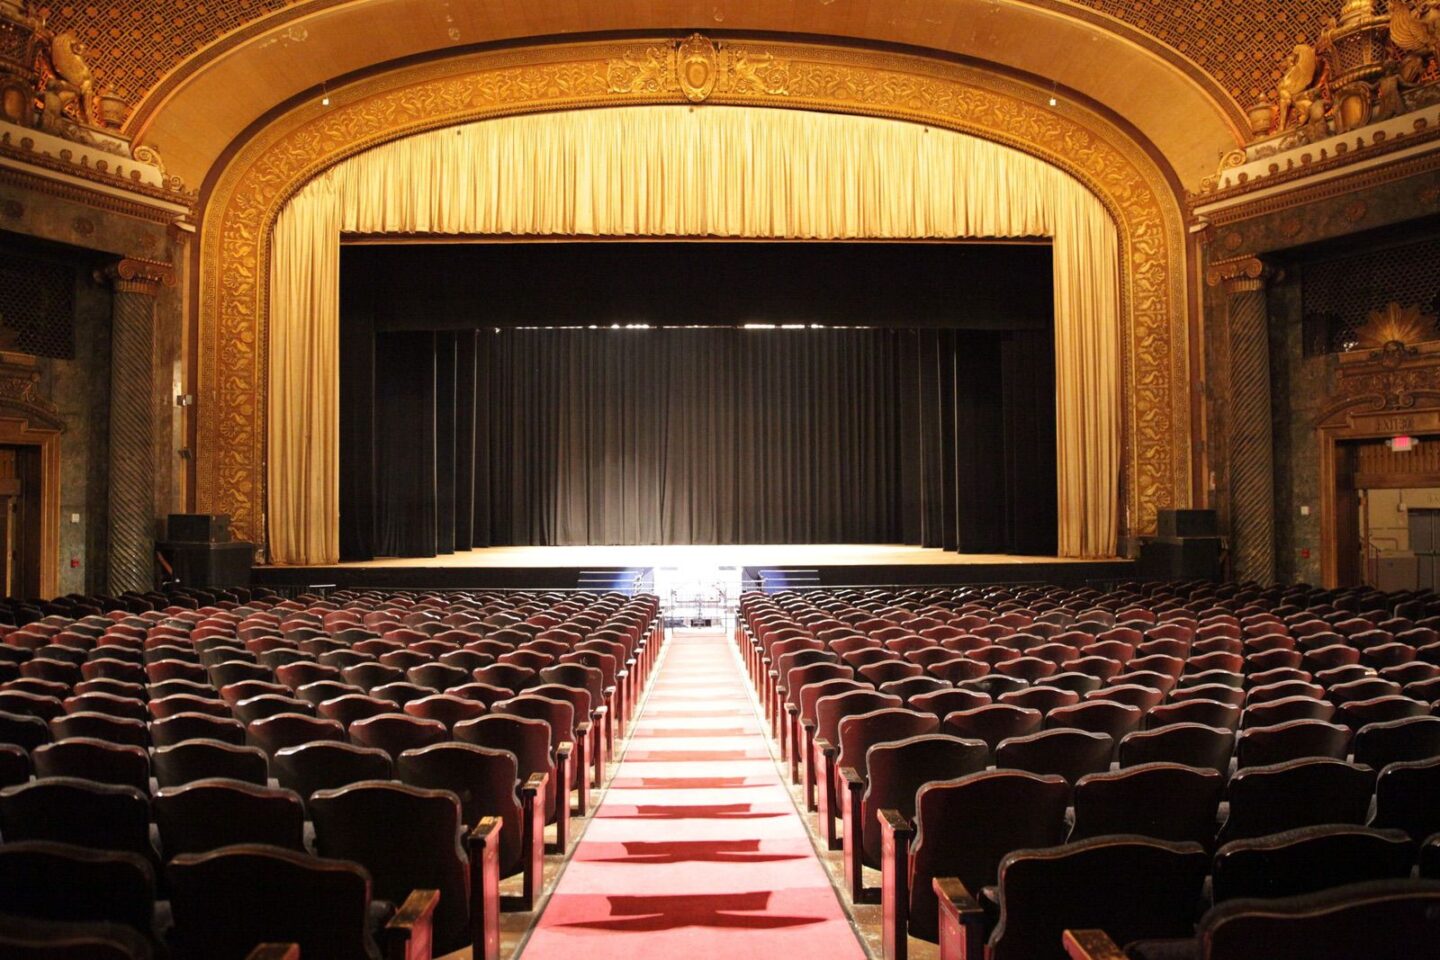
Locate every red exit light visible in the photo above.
<box><xmin>1389</xmin><ymin>436</ymin><xmax>1417</xmax><ymax>452</ymax></box>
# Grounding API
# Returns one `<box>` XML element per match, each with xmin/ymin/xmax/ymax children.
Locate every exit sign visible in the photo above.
<box><xmin>1389</xmin><ymin>436</ymin><xmax>1417</xmax><ymax>452</ymax></box>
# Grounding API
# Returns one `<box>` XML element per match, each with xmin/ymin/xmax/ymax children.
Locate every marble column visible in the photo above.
<box><xmin>1207</xmin><ymin>256</ymin><xmax>1277</xmax><ymax>585</ymax></box>
<box><xmin>96</xmin><ymin>258</ymin><xmax>175</xmax><ymax>596</ymax></box>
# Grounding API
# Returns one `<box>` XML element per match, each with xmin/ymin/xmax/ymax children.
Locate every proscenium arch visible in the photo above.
<box><xmin>195</xmin><ymin>36</ymin><xmax>1193</xmax><ymax>557</ymax></box>
<box><xmin>129</xmin><ymin>0</ymin><xmax>1247</xmax><ymax>191</ymax></box>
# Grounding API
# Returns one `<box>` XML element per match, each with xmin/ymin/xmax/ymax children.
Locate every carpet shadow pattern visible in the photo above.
<box><xmin>521</xmin><ymin>630</ymin><xmax>868</xmax><ymax>959</ymax></box>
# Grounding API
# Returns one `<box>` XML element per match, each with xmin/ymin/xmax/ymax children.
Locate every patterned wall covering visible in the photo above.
<box><xmin>33</xmin><ymin>0</ymin><xmax>1331</xmax><ymax>109</ymax></box>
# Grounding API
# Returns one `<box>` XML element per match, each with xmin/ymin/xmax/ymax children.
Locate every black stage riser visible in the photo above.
<box><xmin>249</xmin><ymin>559</ymin><xmax>1135</xmax><ymax>592</ymax></box>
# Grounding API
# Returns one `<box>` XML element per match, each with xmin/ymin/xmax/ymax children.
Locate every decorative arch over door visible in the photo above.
<box><xmin>1316</xmin><ymin>338</ymin><xmax>1440</xmax><ymax>587</ymax></box>
<box><xmin>195</xmin><ymin>35</ymin><xmax>1193</xmax><ymax>561</ymax></box>
<box><xmin>0</xmin><ymin>354</ymin><xmax>64</xmax><ymax>598</ymax></box>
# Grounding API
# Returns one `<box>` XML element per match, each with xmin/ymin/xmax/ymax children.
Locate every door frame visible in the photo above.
<box><xmin>0</xmin><ymin>354</ymin><xmax>65</xmax><ymax>599</ymax></box>
<box><xmin>1319</xmin><ymin>374</ymin><xmax>1440</xmax><ymax>587</ymax></box>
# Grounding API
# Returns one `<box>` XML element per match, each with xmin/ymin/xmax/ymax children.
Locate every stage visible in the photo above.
<box><xmin>249</xmin><ymin>544</ymin><xmax>1135</xmax><ymax>592</ymax></box>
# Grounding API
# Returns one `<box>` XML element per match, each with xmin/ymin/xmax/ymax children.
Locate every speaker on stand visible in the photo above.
<box><xmin>156</xmin><ymin>514</ymin><xmax>255</xmax><ymax>589</ymax></box>
<box><xmin>1138</xmin><ymin>510</ymin><xmax>1224</xmax><ymax>581</ymax></box>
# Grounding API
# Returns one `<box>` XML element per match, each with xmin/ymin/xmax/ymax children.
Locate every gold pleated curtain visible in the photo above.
<box><xmin>268</xmin><ymin>105</ymin><xmax>1120</xmax><ymax>564</ymax></box>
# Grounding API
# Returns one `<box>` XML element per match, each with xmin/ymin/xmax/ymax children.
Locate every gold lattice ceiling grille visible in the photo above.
<box><xmin>35</xmin><ymin>0</ymin><xmax>1331</xmax><ymax>110</ymax></box>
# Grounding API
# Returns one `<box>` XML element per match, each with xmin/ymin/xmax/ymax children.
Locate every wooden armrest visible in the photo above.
<box><xmin>880</xmin><ymin>808</ymin><xmax>915</xmax><ymax>960</ymax></box>
<box><xmin>1062</xmin><ymin>930</ymin><xmax>1126</xmax><ymax>960</ymax></box>
<box><xmin>469</xmin><ymin>815</ymin><xmax>502</xmax><ymax>845</ymax></box>
<box><xmin>839</xmin><ymin>766</ymin><xmax>869</xmax><ymax>902</ymax></box>
<box><xmin>553</xmin><ymin>744</ymin><xmax>573</xmax><ymax>850</ymax></box>
<box><xmin>878</xmin><ymin>807</ymin><xmax>913</xmax><ymax>837</ymax></box>
<box><xmin>786</xmin><ymin>703</ymin><xmax>799</xmax><ymax>716</ymax></box>
<box><xmin>934</xmin><ymin>875</ymin><xmax>988</xmax><ymax>960</ymax></box>
<box><xmin>467</xmin><ymin>817</ymin><xmax>502</xmax><ymax>960</ymax></box>
<box><xmin>815</xmin><ymin>737</ymin><xmax>836</xmax><ymax>757</ymax></box>
<box><xmin>382</xmin><ymin>888</ymin><xmax>440</xmax><ymax>960</ymax></box>
<box><xmin>519</xmin><ymin>772</ymin><xmax>548</xmax><ymax>909</ymax></box>
<box><xmin>576</xmin><ymin>720</ymin><xmax>592</xmax><ymax>736</ymax></box>
<box><xmin>934</xmin><ymin>877</ymin><xmax>983</xmax><ymax>921</ymax></box>
<box><xmin>244</xmin><ymin>947</ymin><xmax>300</xmax><ymax>960</ymax></box>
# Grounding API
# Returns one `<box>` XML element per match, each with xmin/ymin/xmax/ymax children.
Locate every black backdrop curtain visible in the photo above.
<box><xmin>340</xmin><ymin>326</ymin><xmax>1056</xmax><ymax>558</ymax></box>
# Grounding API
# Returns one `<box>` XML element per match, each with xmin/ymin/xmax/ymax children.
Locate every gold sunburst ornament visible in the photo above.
<box><xmin>1351</xmin><ymin>302</ymin><xmax>1439</xmax><ymax>350</ymax></box>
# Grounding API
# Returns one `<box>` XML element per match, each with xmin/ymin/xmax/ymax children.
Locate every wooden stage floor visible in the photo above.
<box><xmin>251</xmin><ymin>544</ymin><xmax>1135</xmax><ymax>591</ymax></box>
<box><xmin>281</xmin><ymin>544</ymin><xmax>1107</xmax><ymax>569</ymax></box>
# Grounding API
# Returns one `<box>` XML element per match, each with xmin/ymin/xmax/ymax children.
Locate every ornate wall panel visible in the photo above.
<box><xmin>196</xmin><ymin>37</ymin><xmax>1192</xmax><ymax>554</ymax></box>
<box><xmin>44</xmin><ymin>0</ymin><xmax>1328</xmax><ymax>111</ymax></box>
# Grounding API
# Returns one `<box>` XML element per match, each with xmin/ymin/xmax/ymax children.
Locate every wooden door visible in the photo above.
<box><xmin>1334</xmin><ymin>441</ymin><xmax>1362</xmax><ymax>588</ymax></box>
<box><xmin>0</xmin><ymin>445</ymin><xmax>42</xmax><ymax>600</ymax></box>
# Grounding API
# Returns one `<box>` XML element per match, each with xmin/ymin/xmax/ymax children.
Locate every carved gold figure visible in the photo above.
<box><xmin>1390</xmin><ymin>0</ymin><xmax>1440</xmax><ymax>73</ymax></box>
<box><xmin>1276</xmin><ymin>44</ymin><xmax>1318</xmax><ymax>129</ymax></box>
<box><xmin>38</xmin><ymin>30</ymin><xmax>96</xmax><ymax>130</ymax></box>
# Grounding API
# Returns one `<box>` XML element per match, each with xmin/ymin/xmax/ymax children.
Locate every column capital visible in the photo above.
<box><xmin>95</xmin><ymin>258</ymin><xmax>176</xmax><ymax>297</ymax></box>
<box><xmin>1205</xmin><ymin>256</ymin><xmax>1276</xmax><ymax>295</ymax></box>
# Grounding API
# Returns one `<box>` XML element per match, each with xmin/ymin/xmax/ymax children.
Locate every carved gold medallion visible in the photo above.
<box><xmin>677</xmin><ymin>33</ymin><xmax>719</xmax><ymax>102</ymax></box>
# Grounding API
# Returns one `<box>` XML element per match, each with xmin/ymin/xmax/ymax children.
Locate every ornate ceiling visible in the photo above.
<box><xmin>43</xmin><ymin>0</ymin><xmax>1326</xmax><ymax>111</ymax></box>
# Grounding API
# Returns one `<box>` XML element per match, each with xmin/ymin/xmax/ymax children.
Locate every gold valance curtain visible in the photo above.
<box><xmin>269</xmin><ymin>105</ymin><xmax>1120</xmax><ymax>563</ymax></box>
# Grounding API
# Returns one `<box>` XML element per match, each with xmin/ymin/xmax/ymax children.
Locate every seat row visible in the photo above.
<box><xmin>738</xmin><ymin>583</ymin><xmax>1440</xmax><ymax>960</ymax></box>
<box><xmin>0</xmin><ymin>588</ymin><xmax>665</xmax><ymax>960</ymax></box>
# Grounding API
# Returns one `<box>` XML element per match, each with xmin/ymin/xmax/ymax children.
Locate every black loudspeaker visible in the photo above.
<box><xmin>167</xmin><ymin>514</ymin><xmax>231</xmax><ymax>543</ymax></box>
<box><xmin>1156</xmin><ymin>509</ymin><xmax>1218</xmax><ymax>538</ymax></box>
<box><xmin>1138</xmin><ymin>536</ymin><xmax>1222</xmax><ymax>581</ymax></box>
<box><xmin>158</xmin><ymin>541</ymin><xmax>254</xmax><ymax>588</ymax></box>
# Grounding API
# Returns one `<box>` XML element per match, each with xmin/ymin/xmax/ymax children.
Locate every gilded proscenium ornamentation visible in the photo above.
<box><xmin>1332</xmin><ymin>303</ymin><xmax>1440</xmax><ymax>410</ymax></box>
<box><xmin>1205</xmin><ymin>255</ymin><xmax>1272</xmax><ymax>293</ymax></box>
<box><xmin>197</xmin><ymin>38</ymin><xmax>1189</xmax><ymax>550</ymax></box>
<box><xmin>1352</xmin><ymin>300</ymin><xmax>1439</xmax><ymax>352</ymax></box>
<box><xmin>1244</xmin><ymin>0</ymin><xmax>1440</xmax><ymax>145</ymax></box>
<box><xmin>0</xmin><ymin>350</ymin><xmax>62</xmax><ymax>430</ymax></box>
<box><xmin>607</xmin><ymin>33</ymin><xmax>789</xmax><ymax>102</ymax></box>
<box><xmin>96</xmin><ymin>257</ymin><xmax>176</xmax><ymax>297</ymax></box>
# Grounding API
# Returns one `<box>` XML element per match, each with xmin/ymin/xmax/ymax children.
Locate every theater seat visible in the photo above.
<box><xmin>1081</xmin><ymin>879</ymin><xmax>1440</xmax><ymax>960</ymax></box>
<box><xmin>1370</xmin><ymin>756</ymin><xmax>1440</xmax><ymax>845</ymax></box>
<box><xmin>152</xmin><ymin>739</ymin><xmax>269</xmax><ymax>789</ymax></box>
<box><xmin>0</xmin><ymin>913</ymin><xmax>156</xmax><ymax>960</ymax></box>
<box><xmin>960</xmin><ymin>835</ymin><xmax>1207</xmax><ymax>960</ymax></box>
<box><xmin>0</xmin><ymin>840</ymin><xmax>157</xmax><ymax>940</ymax></box>
<box><xmin>1218</xmin><ymin>758</ymin><xmax>1376</xmax><ymax>844</ymax></box>
<box><xmin>1210</xmin><ymin>824</ymin><xmax>1414</xmax><ymax>903</ymax></box>
<box><xmin>166</xmin><ymin>843</ymin><xmax>435</xmax><ymax>960</ymax></box>
<box><xmin>844</xmin><ymin>733</ymin><xmax>987</xmax><ymax>902</ymax></box>
<box><xmin>0</xmin><ymin>777</ymin><xmax>154</xmax><ymax>864</ymax></box>
<box><xmin>1118</xmin><ymin>723</ymin><xmax>1234</xmax><ymax>772</ymax></box>
<box><xmin>894</xmin><ymin>770</ymin><xmax>1069</xmax><ymax>944</ymax></box>
<box><xmin>1353</xmin><ymin>715</ymin><xmax>1440</xmax><ymax>769</ymax></box>
<box><xmin>1070</xmin><ymin>763</ymin><xmax>1222</xmax><ymax>847</ymax></box>
<box><xmin>154</xmin><ymin>780</ymin><xmax>307</xmax><ymax>858</ymax></box>
<box><xmin>311</xmin><ymin>781</ymin><xmax>483</xmax><ymax>956</ymax></box>
<box><xmin>32</xmin><ymin>738</ymin><xmax>149</xmax><ymax>794</ymax></box>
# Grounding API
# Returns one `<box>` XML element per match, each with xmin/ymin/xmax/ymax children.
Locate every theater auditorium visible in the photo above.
<box><xmin>0</xmin><ymin>0</ymin><xmax>1439</xmax><ymax>957</ymax></box>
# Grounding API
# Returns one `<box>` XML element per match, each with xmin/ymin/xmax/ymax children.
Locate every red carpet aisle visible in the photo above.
<box><xmin>521</xmin><ymin>629</ymin><xmax>867</xmax><ymax>960</ymax></box>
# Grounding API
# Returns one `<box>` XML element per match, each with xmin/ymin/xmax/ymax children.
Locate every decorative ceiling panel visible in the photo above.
<box><xmin>33</xmin><ymin>0</ymin><xmax>1329</xmax><ymax>109</ymax></box>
